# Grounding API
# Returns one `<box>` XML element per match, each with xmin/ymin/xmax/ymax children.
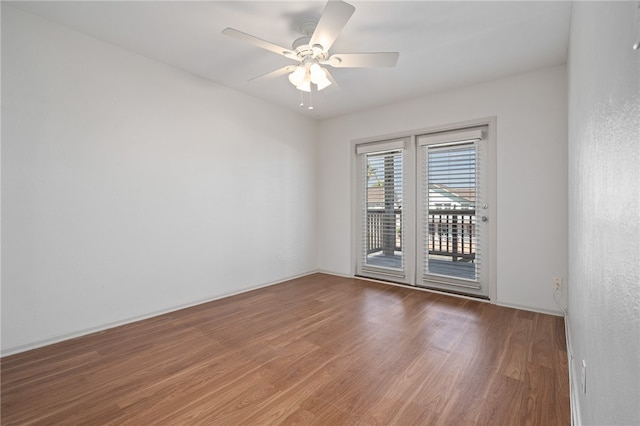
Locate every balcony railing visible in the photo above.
<box><xmin>366</xmin><ymin>208</ymin><xmax>476</xmax><ymax>262</ymax></box>
<box><xmin>428</xmin><ymin>208</ymin><xmax>476</xmax><ymax>262</ymax></box>
<box><xmin>366</xmin><ymin>208</ymin><xmax>402</xmax><ymax>254</ymax></box>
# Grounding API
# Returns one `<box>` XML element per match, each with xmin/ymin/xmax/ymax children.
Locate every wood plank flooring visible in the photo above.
<box><xmin>1</xmin><ymin>273</ymin><xmax>570</xmax><ymax>425</ymax></box>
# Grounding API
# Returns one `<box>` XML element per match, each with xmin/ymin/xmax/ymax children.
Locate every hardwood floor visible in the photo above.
<box><xmin>1</xmin><ymin>273</ymin><xmax>570</xmax><ymax>425</ymax></box>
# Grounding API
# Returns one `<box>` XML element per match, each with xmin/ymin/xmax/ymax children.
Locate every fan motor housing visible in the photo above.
<box><xmin>292</xmin><ymin>36</ymin><xmax>326</xmax><ymax>60</ymax></box>
<box><xmin>292</xmin><ymin>36</ymin><xmax>311</xmax><ymax>51</ymax></box>
<box><xmin>292</xmin><ymin>21</ymin><xmax>328</xmax><ymax>60</ymax></box>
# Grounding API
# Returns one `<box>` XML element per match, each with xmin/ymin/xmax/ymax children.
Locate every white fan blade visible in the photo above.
<box><xmin>222</xmin><ymin>28</ymin><xmax>298</xmax><ymax>60</ymax></box>
<box><xmin>248</xmin><ymin>65</ymin><xmax>297</xmax><ymax>82</ymax></box>
<box><xmin>309</xmin><ymin>1</ymin><xmax>355</xmax><ymax>52</ymax></box>
<box><xmin>324</xmin><ymin>52</ymin><xmax>399</xmax><ymax>68</ymax></box>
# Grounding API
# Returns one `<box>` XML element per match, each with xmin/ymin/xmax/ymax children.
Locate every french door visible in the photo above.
<box><xmin>355</xmin><ymin>137</ymin><xmax>413</xmax><ymax>285</ymax></box>
<box><xmin>416</xmin><ymin>127</ymin><xmax>490</xmax><ymax>298</ymax></box>
<box><xmin>355</xmin><ymin>122</ymin><xmax>494</xmax><ymax>299</ymax></box>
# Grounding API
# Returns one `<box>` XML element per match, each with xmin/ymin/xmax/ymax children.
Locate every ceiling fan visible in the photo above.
<box><xmin>222</xmin><ymin>0</ymin><xmax>399</xmax><ymax>98</ymax></box>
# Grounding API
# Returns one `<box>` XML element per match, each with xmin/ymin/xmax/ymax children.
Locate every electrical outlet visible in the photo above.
<box><xmin>277</xmin><ymin>251</ymin><xmax>285</xmax><ymax>261</ymax></box>
<box><xmin>553</xmin><ymin>277</ymin><xmax>563</xmax><ymax>290</ymax></box>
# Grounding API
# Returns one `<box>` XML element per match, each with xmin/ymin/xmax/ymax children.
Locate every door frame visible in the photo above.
<box><xmin>351</xmin><ymin>117</ymin><xmax>497</xmax><ymax>302</ymax></box>
<box><xmin>352</xmin><ymin>136</ymin><xmax>415</xmax><ymax>285</ymax></box>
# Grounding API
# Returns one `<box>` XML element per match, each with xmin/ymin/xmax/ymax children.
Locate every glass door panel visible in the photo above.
<box><xmin>417</xmin><ymin>127</ymin><xmax>490</xmax><ymax>298</ymax></box>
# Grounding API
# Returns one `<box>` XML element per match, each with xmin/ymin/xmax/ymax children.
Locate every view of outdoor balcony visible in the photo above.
<box><xmin>364</xmin><ymin>146</ymin><xmax>478</xmax><ymax>281</ymax></box>
<box><xmin>365</xmin><ymin>204</ymin><xmax>477</xmax><ymax>280</ymax></box>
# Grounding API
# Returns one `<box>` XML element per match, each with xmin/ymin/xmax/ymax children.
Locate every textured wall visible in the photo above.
<box><xmin>567</xmin><ymin>2</ymin><xmax>640</xmax><ymax>425</ymax></box>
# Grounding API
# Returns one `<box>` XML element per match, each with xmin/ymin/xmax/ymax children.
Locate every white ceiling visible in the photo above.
<box><xmin>8</xmin><ymin>1</ymin><xmax>572</xmax><ymax>120</ymax></box>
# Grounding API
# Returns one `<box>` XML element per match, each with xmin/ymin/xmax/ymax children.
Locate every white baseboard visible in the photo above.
<box><xmin>494</xmin><ymin>301</ymin><xmax>564</xmax><ymax>317</ymax></box>
<box><xmin>1</xmin><ymin>270</ymin><xmax>317</xmax><ymax>357</ymax></box>
<box><xmin>564</xmin><ymin>313</ymin><xmax>581</xmax><ymax>426</ymax></box>
<box><xmin>315</xmin><ymin>269</ymin><xmax>353</xmax><ymax>279</ymax></box>
<box><xmin>318</xmin><ymin>270</ymin><xmax>564</xmax><ymax>316</ymax></box>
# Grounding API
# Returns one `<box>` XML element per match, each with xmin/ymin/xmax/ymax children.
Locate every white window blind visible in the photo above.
<box><xmin>418</xmin><ymin>127</ymin><xmax>485</xmax><ymax>290</ymax></box>
<box><xmin>356</xmin><ymin>139</ymin><xmax>405</xmax><ymax>155</ymax></box>
<box><xmin>356</xmin><ymin>144</ymin><xmax>405</xmax><ymax>279</ymax></box>
<box><xmin>418</xmin><ymin>128</ymin><xmax>483</xmax><ymax>147</ymax></box>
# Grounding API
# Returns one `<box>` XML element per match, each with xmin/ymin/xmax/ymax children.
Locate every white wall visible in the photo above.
<box><xmin>567</xmin><ymin>2</ymin><xmax>640</xmax><ymax>425</ymax></box>
<box><xmin>1</xmin><ymin>6</ymin><xmax>317</xmax><ymax>354</ymax></box>
<box><xmin>317</xmin><ymin>65</ymin><xmax>568</xmax><ymax>314</ymax></box>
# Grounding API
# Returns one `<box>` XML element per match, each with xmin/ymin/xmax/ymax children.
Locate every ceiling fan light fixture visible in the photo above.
<box><xmin>288</xmin><ymin>65</ymin><xmax>306</xmax><ymax>86</ymax></box>
<box><xmin>296</xmin><ymin>78</ymin><xmax>312</xmax><ymax>92</ymax></box>
<box><xmin>316</xmin><ymin>75</ymin><xmax>332</xmax><ymax>91</ymax></box>
<box><xmin>309</xmin><ymin>63</ymin><xmax>331</xmax><ymax>91</ymax></box>
<box><xmin>297</xmin><ymin>83</ymin><xmax>311</xmax><ymax>92</ymax></box>
<box><xmin>309</xmin><ymin>63</ymin><xmax>325</xmax><ymax>84</ymax></box>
